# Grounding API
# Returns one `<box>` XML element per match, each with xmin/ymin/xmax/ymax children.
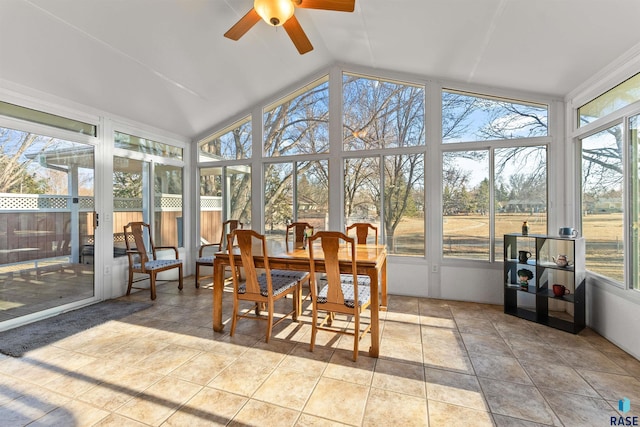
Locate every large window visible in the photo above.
<box><xmin>443</xmin><ymin>151</ymin><xmax>489</xmax><ymax>260</ymax></box>
<box><xmin>199</xmin><ymin>165</ymin><xmax>251</xmax><ymax>244</ymax></box>
<box><xmin>198</xmin><ymin>116</ymin><xmax>251</xmax><ymax>162</ymax></box>
<box><xmin>442</xmin><ymin>90</ymin><xmax>549</xmax><ymax>261</ymax></box>
<box><xmin>343</xmin><ymin>74</ymin><xmax>426</xmax><ymax>255</ymax></box>
<box><xmin>263</xmin><ymin>76</ymin><xmax>329</xmax><ymax>156</ymax></box>
<box><xmin>261</xmin><ymin>77</ymin><xmax>330</xmax><ymax>240</ymax></box>
<box><xmin>581</xmin><ymin>125</ymin><xmax>624</xmax><ymax>282</ymax></box>
<box><xmin>442</xmin><ymin>90</ymin><xmax>548</xmax><ymax>143</ymax></box>
<box><xmin>264</xmin><ymin>161</ymin><xmax>328</xmax><ymax>239</ymax></box>
<box><xmin>578</xmin><ymin>72</ymin><xmax>640</xmax><ymax>127</ymax></box>
<box><xmin>113</xmin><ymin>132</ymin><xmax>183</xmax><ymax>250</ymax></box>
<box><xmin>343</xmin><ymin>74</ymin><xmax>425</xmax><ymax>150</ymax></box>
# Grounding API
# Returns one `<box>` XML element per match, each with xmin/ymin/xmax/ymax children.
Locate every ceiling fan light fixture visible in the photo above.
<box><xmin>254</xmin><ymin>0</ymin><xmax>295</xmax><ymax>26</ymax></box>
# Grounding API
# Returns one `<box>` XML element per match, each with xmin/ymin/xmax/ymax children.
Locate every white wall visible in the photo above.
<box><xmin>588</xmin><ymin>279</ymin><xmax>640</xmax><ymax>360</ymax></box>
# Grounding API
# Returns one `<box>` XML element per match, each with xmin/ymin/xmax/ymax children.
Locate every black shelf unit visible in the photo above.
<box><xmin>504</xmin><ymin>233</ymin><xmax>586</xmax><ymax>334</ymax></box>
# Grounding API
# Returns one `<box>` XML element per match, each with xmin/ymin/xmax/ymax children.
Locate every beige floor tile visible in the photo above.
<box><xmin>0</xmin><ymin>385</ymin><xmax>71</xmax><ymax>425</ymax></box>
<box><xmin>116</xmin><ymin>376</ymin><xmax>202</xmax><ymax>425</ymax></box>
<box><xmin>304</xmin><ymin>377</ymin><xmax>369</xmax><ymax>425</ymax></box>
<box><xmin>455</xmin><ymin>317</ymin><xmax>501</xmax><ymax>337</ymax></box>
<box><xmin>520</xmin><ymin>360</ymin><xmax>599</xmax><ymax>397</ymax></box>
<box><xmin>323</xmin><ymin>349</ymin><xmax>376</xmax><ymax>385</ymax></box>
<box><xmin>163</xmin><ymin>387</ymin><xmax>248</xmax><ymax>426</ymax></box>
<box><xmin>229</xmin><ymin>399</ymin><xmax>300</xmax><ymax>427</ymax></box>
<box><xmin>253</xmin><ymin>366</ymin><xmax>320</xmax><ymax>411</ymax></box>
<box><xmin>423</xmin><ymin>341</ymin><xmax>474</xmax><ymax>375</ymax></box>
<box><xmin>27</xmin><ymin>398</ymin><xmax>110</xmax><ymax>426</ymax></box>
<box><xmin>539</xmin><ymin>387</ymin><xmax>619</xmax><ymax>427</ymax></box>
<box><xmin>372</xmin><ymin>358</ymin><xmax>426</xmax><ymax>398</ymax></box>
<box><xmin>295</xmin><ymin>413</ymin><xmax>352</xmax><ymax>426</ymax></box>
<box><xmin>0</xmin><ymin>356</ymin><xmax>64</xmax><ymax>386</ymax></box>
<box><xmin>470</xmin><ymin>354</ymin><xmax>533</xmax><ymax>385</ymax></box>
<box><xmin>554</xmin><ymin>346</ymin><xmax>627</xmax><ymax>375</ymax></box>
<box><xmin>77</xmin><ymin>366</ymin><xmax>164</xmax><ymax>411</ymax></box>
<box><xmin>479</xmin><ymin>378</ymin><xmax>560</xmax><ymax>425</ymax></box>
<box><xmin>381</xmin><ymin>316</ymin><xmax>422</xmax><ymax>341</ymax></box>
<box><xmin>92</xmin><ymin>413</ymin><xmax>150</xmax><ymax>426</ymax></box>
<box><xmin>578</xmin><ymin>369</ymin><xmax>640</xmax><ymax>401</ymax></box>
<box><xmin>425</xmin><ymin>367</ymin><xmax>488</xmax><ymax>412</ymax></box>
<box><xmin>504</xmin><ymin>337</ymin><xmax>567</xmax><ymax>365</ymax></box>
<box><xmin>492</xmin><ymin>413</ymin><xmax>550</xmax><ymax>426</ymax></box>
<box><xmin>169</xmin><ymin>351</ymin><xmax>236</xmax><ymax>385</ymax></box>
<box><xmin>137</xmin><ymin>344</ymin><xmax>201</xmax><ymax>375</ymax></box>
<box><xmin>379</xmin><ymin>336</ymin><xmax>423</xmax><ymax>365</ymax></box>
<box><xmin>362</xmin><ymin>387</ymin><xmax>428</xmax><ymax>427</ymax></box>
<box><xmin>207</xmin><ymin>359</ymin><xmax>275</xmax><ymax>396</ymax></box>
<box><xmin>279</xmin><ymin>343</ymin><xmax>333</xmax><ymax>377</ymax></box>
<box><xmin>461</xmin><ymin>333</ymin><xmax>514</xmax><ymax>358</ymax></box>
<box><xmin>100</xmin><ymin>336</ymin><xmax>170</xmax><ymax>365</ymax></box>
<box><xmin>428</xmin><ymin>400</ymin><xmax>494</xmax><ymax>427</ymax></box>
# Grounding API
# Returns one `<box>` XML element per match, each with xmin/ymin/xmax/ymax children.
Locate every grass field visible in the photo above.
<box><xmin>442</xmin><ymin>212</ymin><xmax>624</xmax><ymax>281</ymax></box>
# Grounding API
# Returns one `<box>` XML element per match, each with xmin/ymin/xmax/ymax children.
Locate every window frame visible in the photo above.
<box><xmin>574</xmin><ymin>105</ymin><xmax>640</xmax><ymax>290</ymax></box>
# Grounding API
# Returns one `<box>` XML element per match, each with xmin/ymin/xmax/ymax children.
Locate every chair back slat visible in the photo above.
<box><xmin>125</xmin><ymin>222</ymin><xmax>151</xmax><ymax>265</ymax></box>
<box><xmin>219</xmin><ymin>220</ymin><xmax>243</xmax><ymax>248</ymax></box>
<box><xmin>229</xmin><ymin>229</ymin><xmax>269</xmax><ymax>296</ymax></box>
<box><xmin>346</xmin><ymin>223</ymin><xmax>378</xmax><ymax>245</ymax></box>
<box><xmin>309</xmin><ymin>231</ymin><xmax>357</xmax><ymax>307</ymax></box>
<box><xmin>286</xmin><ymin>222</ymin><xmax>313</xmax><ymax>249</ymax></box>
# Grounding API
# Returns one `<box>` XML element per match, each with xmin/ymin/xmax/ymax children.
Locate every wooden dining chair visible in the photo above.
<box><xmin>319</xmin><ymin>222</ymin><xmax>379</xmax><ymax>288</ymax></box>
<box><xmin>271</xmin><ymin>221</ymin><xmax>313</xmax><ymax>311</ymax></box>
<box><xmin>227</xmin><ymin>229</ymin><xmax>302</xmax><ymax>343</ymax></box>
<box><xmin>195</xmin><ymin>219</ymin><xmax>242</xmax><ymax>288</ymax></box>
<box><xmin>124</xmin><ymin>222</ymin><xmax>183</xmax><ymax>300</ymax></box>
<box><xmin>346</xmin><ymin>222</ymin><xmax>378</xmax><ymax>245</ymax></box>
<box><xmin>285</xmin><ymin>221</ymin><xmax>314</xmax><ymax>249</ymax></box>
<box><xmin>308</xmin><ymin>231</ymin><xmax>371</xmax><ymax>361</ymax></box>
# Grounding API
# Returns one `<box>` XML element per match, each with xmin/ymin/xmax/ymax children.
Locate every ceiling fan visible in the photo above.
<box><xmin>224</xmin><ymin>0</ymin><xmax>355</xmax><ymax>55</ymax></box>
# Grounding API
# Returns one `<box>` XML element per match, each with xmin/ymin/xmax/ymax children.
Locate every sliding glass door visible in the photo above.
<box><xmin>0</xmin><ymin>126</ymin><xmax>95</xmax><ymax>324</ymax></box>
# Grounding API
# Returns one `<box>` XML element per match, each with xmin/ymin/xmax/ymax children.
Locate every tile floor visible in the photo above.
<box><xmin>1</xmin><ymin>276</ymin><xmax>639</xmax><ymax>426</ymax></box>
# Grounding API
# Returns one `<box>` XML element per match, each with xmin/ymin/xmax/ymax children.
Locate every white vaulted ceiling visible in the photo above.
<box><xmin>1</xmin><ymin>0</ymin><xmax>639</xmax><ymax>139</ymax></box>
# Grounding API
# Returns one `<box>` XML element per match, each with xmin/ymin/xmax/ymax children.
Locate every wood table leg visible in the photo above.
<box><xmin>380</xmin><ymin>256</ymin><xmax>388</xmax><ymax>311</ymax></box>
<box><xmin>368</xmin><ymin>266</ymin><xmax>380</xmax><ymax>358</ymax></box>
<box><xmin>212</xmin><ymin>258</ymin><xmax>225</xmax><ymax>332</ymax></box>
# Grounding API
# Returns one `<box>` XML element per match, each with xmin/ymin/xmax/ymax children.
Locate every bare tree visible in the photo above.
<box><xmin>0</xmin><ymin>129</ymin><xmax>52</xmax><ymax>194</ymax></box>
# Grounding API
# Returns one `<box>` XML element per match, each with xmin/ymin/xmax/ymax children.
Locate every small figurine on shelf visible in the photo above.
<box><xmin>522</xmin><ymin>221</ymin><xmax>530</xmax><ymax>236</ymax></box>
<box><xmin>517</xmin><ymin>268</ymin><xmax>534</xmax><ymax>291</ymax></box>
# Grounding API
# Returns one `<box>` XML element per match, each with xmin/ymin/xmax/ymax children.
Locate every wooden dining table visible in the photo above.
<box><xmin>212</xmin><ymin>240</ymin><xmax>388</xmax><ymax>357</ymax></box>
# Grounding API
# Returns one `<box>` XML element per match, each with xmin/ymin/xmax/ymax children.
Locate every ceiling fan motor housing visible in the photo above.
<box><xmin>254</xmin><ymin>0</ymin><xmax>295</xmax><ymax>27</ymax></box>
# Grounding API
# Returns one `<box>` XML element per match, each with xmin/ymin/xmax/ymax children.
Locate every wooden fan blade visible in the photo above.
<box><xmin>294</xmin><ymin>0</ymin><xmax>355</xmax><ymax>12</ymax></box>
<box><xmin>224</xmin><ymin>8</ymin><xmax>261</xmax><ymax>40</ymax></box>
<box><xmin>283</xmin><ymin>15</ymin><xmax>313</xmax><ymax>54</ymax></box>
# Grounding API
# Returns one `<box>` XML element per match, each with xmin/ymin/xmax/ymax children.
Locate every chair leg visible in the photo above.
<box><xmin>195</xmin><ymin>263</ymin><xmax>200</xmax><ymax>288</ymax></box>
<box><xmin>126</xmin><ymin>269</ymin><xmax>134</xmax><ymax>296</ymax></box>
<box><xmin>265</xmin><ymin>303</ymin><xmax>274</xmax><ymax>343</ymax></box>
<box><xmin>291</xmin><ymin>288</ymin><xmax>302</xmax><ymax>322</ymax></box>
<box><xmin>230</xmin><ymin>298</ymin><xmax>239</xmax><ymax>337</ymax></box>
<box><xmin>310</xmin><ymin>303</ymin><xmax>318</xmax><ymax>352</ymax></box>
<box><xmin>353</xmin><ymin>313</ymin><xmax>360</xmax><ymax>362</ymax></box>
<box><xmin>150</xmin><ymin>273</ymin><xmax>157</xmax><ymax>300</ymax></box>
<box><xmin>178</xmin><ymin>265</ymin><xmax>184</xmax><ymax>291</ymax></box>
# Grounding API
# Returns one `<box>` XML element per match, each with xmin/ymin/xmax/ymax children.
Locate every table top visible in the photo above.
<box><xmin>215</xmin><ymin>240</ymin><xmax>387</xmax><ymax>267</ymax></box>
